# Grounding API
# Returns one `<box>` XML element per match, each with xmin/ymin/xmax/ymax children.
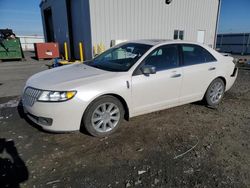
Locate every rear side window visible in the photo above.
<box><xmin>181</xmin><ymin>44</ymin><xmax>217</xmax><ymax>66</ymax></box>
<box><xmin>144</xmin><ymin>45</ymin><xmax>179</xmax><ymax>71</ymax></box>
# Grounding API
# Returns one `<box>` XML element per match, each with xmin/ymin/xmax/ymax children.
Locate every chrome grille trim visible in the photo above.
<box><xmin>22</xmin><ymin>87</ymin><xmax>42</xmax><ymax>107</ymax></box>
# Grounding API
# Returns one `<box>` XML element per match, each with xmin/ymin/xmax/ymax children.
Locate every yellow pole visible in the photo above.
<box><xmin>64</xmin><ymin>42</ymin><xmax>68</xmax><ymax>61</ymax></box>
<box><xmin>79</xmin><ymin>42</ymin><xmax>84</xmax><ymax>62</ymax></box>
<box><xmin>102</xmin><ymin>43</ymin><xmax>106</xmax><ymax>52</ymax></box>
<box><xmin>97</xmin><ymin>43</ymin><xmax>103</xmax><ymax>55</ymax></box>
<box><xmin>93</xmin><ymin>45</ymin><xmax>97</xmax><ymax>56</ymax></box>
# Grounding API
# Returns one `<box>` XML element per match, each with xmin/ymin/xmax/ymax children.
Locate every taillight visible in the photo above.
<box><xmin>231</xmin><ymin>67</ymin><xmax>238</xmax><ymax>77</ymax></box>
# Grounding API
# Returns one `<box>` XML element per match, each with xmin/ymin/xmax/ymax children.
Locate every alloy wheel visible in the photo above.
<box><xmin>91</xmin><ymin>103</ymin><xmax>120</xmax><ymax>133</ymax></box>
<box><xmin>209</xmin><ymin>81</ymin><xmax>224</xmax><ymax>104</ymax></box>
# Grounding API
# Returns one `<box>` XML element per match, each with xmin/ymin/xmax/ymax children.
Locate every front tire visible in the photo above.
<box><xmin>82</xmin><ymin>96</ymin><xmax>124</xmax><ymax>137</ymax></box>
<box><xmin>204</xmin><ymin>78</ymin><xmax>225</xmax><ymax>107</ymax></box>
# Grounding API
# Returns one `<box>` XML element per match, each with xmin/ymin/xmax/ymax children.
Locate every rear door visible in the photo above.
<box><xmin>179</xmin><ymin>44</ymin><xmax>218</xmax><ymax>103</ymax></box>
<box><xmin>131</xmin><ymin>44</ymin><xmax>183</xmax><ymax>115</ymax></box>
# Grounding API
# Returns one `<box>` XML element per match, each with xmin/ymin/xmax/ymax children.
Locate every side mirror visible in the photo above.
<box><xmin>140</xmin><ymin>65</ymin><xmax>156</xmax><ymax>76</ymax></box>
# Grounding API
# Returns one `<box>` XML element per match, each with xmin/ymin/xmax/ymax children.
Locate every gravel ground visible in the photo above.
<box><xmin>0</xmin><ymin>69</ymin><xmax>249</xmax><ymax>188</ymax></box>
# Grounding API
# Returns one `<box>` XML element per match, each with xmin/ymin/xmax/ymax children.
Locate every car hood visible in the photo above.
<box><xmin>26</xmin><ymin>63</ymin><xmax>117</xmax><ymax>90</ymax></box>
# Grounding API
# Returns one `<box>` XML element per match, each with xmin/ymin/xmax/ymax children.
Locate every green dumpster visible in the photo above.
<box><xmin>0</xmin><ymin>38</ymin><xmax>23</xmax><ymax>61</ymax></box>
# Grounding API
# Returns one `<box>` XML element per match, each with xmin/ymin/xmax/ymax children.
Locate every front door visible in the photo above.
<box><xmin>131</xmin><ymin>44</ymin><xmax>183</xmax><ymax>116</ymax></box>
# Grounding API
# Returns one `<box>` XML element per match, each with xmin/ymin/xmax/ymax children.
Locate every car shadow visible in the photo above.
<box><xmin>79</xmin><ymin>123</ymin><xmax>92</xmax><ymax>137</ymax></box>
<box><xmin>191</xmin><ymin>101</ymin><xmax>219</xmax><ymax>110</ymax></box>
<box><xmin>0</xmin><ymin>138</ymin><xmax>29</xmax><ymax>187</ymax></box>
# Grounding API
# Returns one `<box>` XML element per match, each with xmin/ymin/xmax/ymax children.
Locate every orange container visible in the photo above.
<box><xmin>34</xmin><ymin>43</ymin><xmax>60</xmax><ymax>59</ymax></box>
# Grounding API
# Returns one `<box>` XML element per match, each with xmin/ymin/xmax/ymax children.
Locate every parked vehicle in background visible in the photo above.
<box><xmin>22</xmin><ymin>40</ymin><xmax>238</xmax><ymax>137</ymax></box>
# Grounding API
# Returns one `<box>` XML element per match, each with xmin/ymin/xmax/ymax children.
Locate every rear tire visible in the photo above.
<box><xmin>204</xmin><ymin>78</ymin><xmax>225</xmax><ymax>107</ymax></box>
<box><xmin>82</xmin><ymin>96</ymin><xmax>124</xmax><ymax>137</ymax></box>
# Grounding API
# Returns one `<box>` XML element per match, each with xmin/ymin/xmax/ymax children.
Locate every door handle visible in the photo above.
<box><xmin>209</xmin><ymin>67</ymin><xmax>216</xmax><ymax>71</ymax></box>
<box><xmin>171</xmin><ymin>73</ymin><xmax>181</xmax><ymax>78</ymax></box>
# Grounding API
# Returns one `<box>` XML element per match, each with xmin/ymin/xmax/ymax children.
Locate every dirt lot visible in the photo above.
<box><xmin>0</xmin><ymin>69</ymin><xmax>250</xmax><ymax>188</ymax></box>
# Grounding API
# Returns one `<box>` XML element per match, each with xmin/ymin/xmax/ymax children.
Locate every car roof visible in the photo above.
<box><xmin>129</xmin><ymin>39</ymin><xmax>203</xmax><ymax>47</ymax></box>
<box><xmin>130</xmin><ymin>39</ymin><xmax>172</xmax><ymax>46</ymax></box>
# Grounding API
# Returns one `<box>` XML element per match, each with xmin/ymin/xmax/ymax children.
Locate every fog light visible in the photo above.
<box><xmin>38</xmin><ymin>117</ymin><xmax>53</xmax><ymax>126</ymax></box>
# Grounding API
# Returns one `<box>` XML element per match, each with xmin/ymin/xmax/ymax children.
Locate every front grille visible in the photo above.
<box><xmin>22</xmin><ymin>87</ymin><xmax>41</xmax><ymax>107</ymax></box>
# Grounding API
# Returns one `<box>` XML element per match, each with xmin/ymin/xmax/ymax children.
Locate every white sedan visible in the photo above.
<box><xmin>22</xmin><ymin>40</ymin><xmax>238</xmax><ymax>137</ymax></box>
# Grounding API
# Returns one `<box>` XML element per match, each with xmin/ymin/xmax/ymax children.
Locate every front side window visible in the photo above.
<box><xmin>87</xmin><ymin>43</ymin><xmax>152</xmax><ymax>72</ymax></box>
<box><xmin>181</xmin><ymin>44</ymin><xmax>217</xmax><ymax>66</ymax></box>
<box><xmin>143</xmin><ymin>45</ymin><xmax>179</xmax><ymax>71</ymax></box>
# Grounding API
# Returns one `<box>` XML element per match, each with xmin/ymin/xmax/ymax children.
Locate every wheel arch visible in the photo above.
<box><xmin>105</xmin><ymin>93</ymin><xmax>130</xmax><ymax>121</ymax></box>
<box><xmin>203</xmin><ymin>76</ymin><xmax>227</xmax><ymax>101</ymax></box>
<box><xmin>83</xmin><ymin>93</ymin><xmax>130</xmax><ymax>122</ymax></box>
<box><xmin>216</xmin><ymin>76</ymin><xmax>227</xmax><ymax>87</ymax></box>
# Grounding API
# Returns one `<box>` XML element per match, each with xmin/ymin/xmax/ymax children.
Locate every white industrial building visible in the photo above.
<box><xmin>40</xmin><ymin>0</ymin><xmax>221</xmax><ymax>60</ymax></box>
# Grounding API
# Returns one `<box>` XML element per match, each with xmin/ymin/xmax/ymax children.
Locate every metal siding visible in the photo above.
<box><xmin>69</xmin><ymin>0</ymin><xmax>92</xmax><ymax>60</ymax></box>
<box><xmin>41</xmin><ymin>0</ymin><xmax>219</xmax><ymax>58</ymax></box>
<box><xmin>40</xmin><ymin>0</ymin><xmax>70</xmax><ymax>55</ymax></box>
<box><xmin>70</xmin><ymin>0</ymin><xmax>83</xmax><ymax>59</ymax></box>
<box><xmin>41</xmin><ymin>0</ymin><xmax>93</xmax><ymax>60</ymax></box>
<box><xmin>89</xmin><ymin>0</ymin><xmax>219</xmax><ymax>50</ymax></box>
<box><xmin>81</xmin><ymin>0</ymin><xmax>93</xmax><ymax>60</ymax></box>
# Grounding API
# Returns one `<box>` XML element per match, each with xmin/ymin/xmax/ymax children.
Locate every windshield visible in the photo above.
<box><xmin>86</xmin><ymin>43</ymin><xmax>152</xmax><ymax>72</ymax></box>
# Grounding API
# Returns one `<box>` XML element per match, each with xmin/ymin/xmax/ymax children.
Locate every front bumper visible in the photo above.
<box><xmin>23</xmin><ymin>97</ymin><xmax>86</xmax><ymax>132</ymax></box>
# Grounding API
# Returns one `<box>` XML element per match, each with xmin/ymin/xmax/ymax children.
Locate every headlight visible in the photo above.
<box><xmin>38</xmin><ymin>91</ymin><xmax>77</xmax><ymax>102</ymax></box>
